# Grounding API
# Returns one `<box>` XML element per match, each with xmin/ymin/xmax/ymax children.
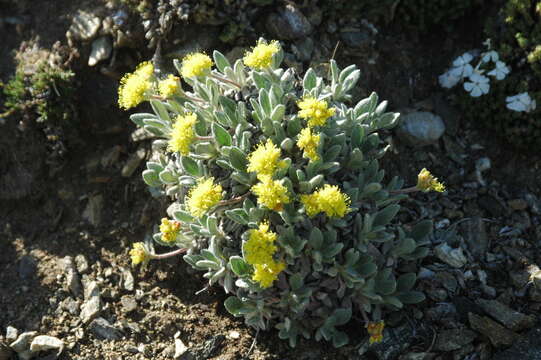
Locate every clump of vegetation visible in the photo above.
<box><xmin>121</xmin><ymin>39</ymin><xmax>445</xmax><ymax>347</ymax></box>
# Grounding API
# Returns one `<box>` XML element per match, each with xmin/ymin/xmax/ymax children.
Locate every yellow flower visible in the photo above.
<box><xmin>252</xmin><ymin>261</ymin><xmax>286</xmax><ymax>288</ymax></box>
<box><xmin>243</xmin><ymin>222</ymin><xmax>277</xmax><ymax>265</ymax></box>
<box><xmin>158</xmin><ymin>74</ymin><xmax>180</xmax><ymax>98</ymax></box>
<box><xmin>366</xmin><ymin>321</ymin><xmax>385</xmax><ymax>344</ymax></box>
<box><xmin>130</xmin><ymin>242</ymin><xmax>150</xmax><ymax>265</ymax></box>
<box><xmin>297</xmin><ymin>97</ymin><xmax>335</xmax><ymax>128</ymax></box>
<box><xmin>159</xmin><ymin>218</ymin><xmax>181</xmax><ymax>244</ymax></box>
<box><xmin>168</xmin><ymin>113</ymin><xmax>197</xmax><ymax>155</ymax></box>
<box><xmin>301</xmin><ymin>184</ymin><xmax>351</xmax><ymax>218</ymax></box>
<box><xmin>297</xmin><ymin>127</ymin><xmax>320</xmax><ymax>162</ymax></box>
<box><xmin>181</xmin><ymin>52</ymin><xmax>213</xmax><ymax>78</ymax></box>
<box><xmin>118</xmin><ymin>61</ymin><xmax>154</xmax><ymax>109</ymax></box>
<box><xmin>416</xmin><ymin>168</ymin><xmax>445</xmax><ymax>193</ymax></box>
<box><xmin>247</xmin><ymin>139</ymin><xmax>286</xmax><ymax>178</ymax></box>
<box><xmin>243</xmin><ymin>39</ymin><xmax>281</xmax><ymax>69</ymax></box>
<box><xmin>251</xmin><ymin>175</ymin><xmax>290</xmax><ymax>211</ymax></box>
<box><xmin>186</xmin><ymin>178</ymin><xmax>223</xmax><ymax>218</ymax></box>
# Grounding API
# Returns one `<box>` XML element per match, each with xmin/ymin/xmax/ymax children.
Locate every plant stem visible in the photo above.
<box><xmin>196</xmin><ymin>136</ymin><xmax>214</xmax><ymax>141</ymax></box>
<box><xmin>150</xmin><ymin>247</ymin><xmax>187</xmax><ymax>260</ymax></box>
<box><xmin>389</xmin><ymin>186</ymin><xmax>420</xmax><ymax>195</ymax></box>
<box><xmin>211</xmin><ymin>73</ymin><xmax>241</xmax><ymax>88</ymax></box>
<box><xmin>218</xmin><ymin>193</ymin><xmax>249</xmax><ymax>207</ymax></box>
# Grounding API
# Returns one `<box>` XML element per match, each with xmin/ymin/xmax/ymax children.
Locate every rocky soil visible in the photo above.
<box><xmin>1</xmin><ymin>1</ymin><xmax>541</xmax><ymax>359</ymax></box>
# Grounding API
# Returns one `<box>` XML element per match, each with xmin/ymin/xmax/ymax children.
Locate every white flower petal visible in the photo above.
<box><xmin>464</xmin><ymin>82</ymin><xmax>474</xmax><ymax>92</ymax></box>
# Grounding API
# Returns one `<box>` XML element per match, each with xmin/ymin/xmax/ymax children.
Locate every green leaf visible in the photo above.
<box><xmin>373</xmin><ymin>204</ymin><xmax>400</xmax><ymax>227</ymax></box>
<box><xmin>383</xmin><ymin>295</ymin><xmax>403</xmax><ymax>308</ymax></box>
<box><xmin>159</xmin><ymin>169</ymin><xmax>177</xmax><ymax>184</ymax></box>
<box><xmin>212</xmin><ymin>122</ymin><xmax>232</xmax><ymax>146</ymax></box>
<box><xmin>397</xmin><ymin>273</ymin><xmax>417</xmax><ymax>292</ymax></box>
<box><xmin>252</xmin><ymin>71</ymin><xmax>270</xmax><ymax>90</ymax></box>
<box><xmin>142</xmin><ymin>170</ymin><xmax>161</xmax><ymax>187</ymax></box>
<box><xmin>332</xmin><ymin>308</ymin><xmax>352</xmax><ymax>326</ymax></box>
<box><xmin>225</xmin><ymin>208</ymin><xmax>249</xmax><ymax>225</ymax></box>
<box><xmin>173</xmin><ymin>210</ymin><xmax>195</xmax><ymax>223</ymax></box>
<box><xmin>130</xmin><ymin>113</ymin><xmax>156</xmax><ymax>127</ymax></box>
<box><xmin>303</xmin><ymin>68</ymin><xmax>317</xmax><ymax>91</ymax></box>
<box><xmin>213</xmin><ymin>50</ymin><xmax>231</xmax><ymax>73</ymax></box>
<box><xmin>270</xmin><ymin>104</ymin><xmax>286</xmax><ymax>122</ymax></box>
<box><xmin>229</xmin><ymin>147</ymin><xmax>248</xmax><ymax>172</ymax></box>
<box><xmin>181</xmin><ymin>156</ymin><xmax>201</xmax><ymax>177</ymax></box>
<box><xmin>150</xmin><ymin>99</ymin><xmax>171</xmax><ymax>122</ymax></box>
<box><xmin>309</xmin><ymin>228</ymin><xmax>324</xmax><ymax>249</ymax></box>
<box><xmin>229</xmin><ymin>256</ymin><xmax>251</xmax><ymax>276</ymax></box>
<box><xmin>224</xmin><ymin>296</ymin><xmax>243</xmax><ymax>316</ymax></box>
<box><xmin>332</xmin><ymin>332</ymin><xmax>349</xmax><ymax>348</ymax></box>
<box><xmin>409</xmin><ymin>220</ymin><xmax>433</xmax><ymax>241</ymax></box>
<box><xmin>323</xmin><ymin>144</ymin><xmax>342</xmax><ymax>162</ymax></box>
<box><xmin>289</xmin><ymin>273</ymin><xmax>303</xmax><ymax>291</ymax></box>
<box><xmin>195</xmin><ymin>260</ymin><xmax>220</xmax><ymax>270</ymax></box>
<box><xmin>397</xmin><ymin>291</ymin><xmax>426</xmax><ymax>304</ymax></box>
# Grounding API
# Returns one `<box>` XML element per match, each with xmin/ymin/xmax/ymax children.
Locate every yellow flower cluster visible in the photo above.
<box><xmin>301</xmin><ymin>184</ymin><xmax>351</xmax><ymax>218</ymax></box>
<box><xmin>247</xmin><ymin>139</ymin><xmax>286</xmax><ymax>179</ymax></box>
<box><xmin>181</xmin><ymin>52</ymin><xmax>213</xmax><ymax>78</ymax></box>
<box><xmin>168</xmin><ymin>113</ymin><xmax>197</xmax><ymax>155</ymax></box>
<box><xmin>297</xmin><ymin>97</ymin><xmax>336</xmax><ymax>128</ymax></box>
<box><xmin>158</xmin><ymin>74</ymin><xmax>180</xmax><ymax>98</ymax></box>
<box><xmin>118</xmin><ymin>61</ymin><xmax>154</xmax><ymax>109</ymax></box>
<box><xmin>186</xmin><ymin>178</ymin><xmax>223</xmax><ymax>218</ymax></box>
<box><xmin>243</xmin><ymin>222</ymin><xmax>285</xmax><ymax>288</ymax></box>
<box><xmin>251</xmin><ymin>175</ymin><xmax>290</xmax><ymax>211</ymax></box>
<box><xmin>416</xmin><ymin>168</ymin><xmax>445</xmax><ymax>193</ymax></box>
<box><xmin>130</xmin><ymin>242</ymin><xmax>150</xmax><ymax>265</ymax></box>
<box><xmin>297</xmin><ymin>127</ymin><xmax>320</xmax><ymax>162</ymax></box>
<box><xmin>243</xmin><ymin>40</ymin><xmax>280</xmax><ymax>69</ymax></box>
<box><xmin>159</xmin><ymin>218</ymin><xmax>181</xmax><ymax>244</ymax></box>
<box><xmin>366</xmin><ymin>321</ymin><xmax>385</xmax><ymax>344</ymax></box>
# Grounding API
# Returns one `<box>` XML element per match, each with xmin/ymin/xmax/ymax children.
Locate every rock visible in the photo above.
<box><xmin>435</xmin><ymin>272</ymin><xmax>458</xmax><ymax>293</ymax></box>
<box><xmin>66</xmin><ymin>268</ymin><xmax>82</xmax><ymax>298</ymax></box>
<box><xmin>88</xmin><ymin>36</ymin><xmax>112</xmax><ymax>66</ymax></box>
<box><xmin>30</xmin><ymin>335</ymin><xmax>64</xmax><ymax>355</ymax></box>
<box><xmin>84</xmin><ymin>280</ymin><xmax>100</xmax><ymax>299</ymax></box>
<box><xmin>68</xmin><ymin>11</ymin><xmax>101</xmax><ymax>41</ymax></box>
<box><xmin>358</xmin><ymin>323</ymin><xmax>415</xmax><ymax>359</ymax></box>
<box><xmin>89</xmin><ymin>318</ymin><xmax>123</xmax><ymax>340</ymax></box>
<box><xmin>174</xmin><ymin>338</ymin><xmax>188</xmax><ymax>359</ymax></box>
<box><xmin>121</xmin><ymin>147</ymin><xmax>146</xmax><ymax>178</ymax></box>
<box><xmin>82</xmin><ymin>194</ymin><xmax>104</xmax><ymax>227</ymax></box>
<box><xmin>74</xmin><ymin>255</ymin><xmax>89</xmax><ymax>274</ymax></box>
<box><xmin>121</xmin><ymin>268</ymin><xmax>135</xmax><ymax>291</ymax></box>
<box><xmin>396</xmin><ymin>112</ymin><xmax>445</xmax><ymax>146</ymax></box>
<box><xmin>130</xmin><ymin>128</ymin><xmax>155</xmax><ymax>143</ymax></box>
<box><xmin>425</xmin><ymin>303</ymin><xmax>457</xmax><ymax>322</ymax></box>
<box><xmin>9</xmin><ymin>331</ymin><xmax>37</xmax><ymax>354</ymax></box>
<box><xmin>474</xmin><ymin>157</ymin><xmax>491</xmax><ymax>186</ymax></box>
<box><xmin>18</xmin><ymin>255</ymin><xmax>37</xmax><ymax>280</ymax></box>
<box><xmin>434</xmin><ymin>243</ymin><xmax>467</xmax><ymax>268</ymax></box>
<box><xmin>0</xmin><ymin>343</ymin><xmax>12</xmax><ymax>360</ymax></box>
<box><xmin>81</xmin><ymin>281</ymin><xmax>101</xmax><ymax>324</ymax></box>
<box><xmin>228</xmin><ymin>331</ymin><xmax>240</xmax><ymax>339</ymax></box>
<box><xmin>468</xmin><ymin>313</ymin><xmax>518</xmax><ymax>347</ymax></box>
<box><xmin>477</xmin><ymin>299</ymin><xmax>536</xmax><ymax>331</ymax></box>
<box><xmin>266</xmin><ymin>4</ymin><xmax>313</xmax><ymax>40</ymax></box>
<box><xmin>60</xmin><ymin>297</ymin><xmax>80</xmax><ymax>315</ymax></box>
<box><xmin>478</xmin><ymin>195</ymin><xmax>505</xmax><ymax>218</ymax></box>
<box><xmin>121</xmin><ymin>296</ymin><xmax>137</xmax><ymax>313</ymax></box>
<box><xmin>401</xmin><ymin>353</ymin><xmax>435</xmax><ymax>360</ymax></box>
<box><xmin>340</xmin><ymin>29</ymin><xmax>372</xmax><ymax>48</ymax></box>
<box><xmin>6</xmin><ymin>326</ymin><xmax>18</xmax><ymax>342</ymax></box>
<box><xmin>291</xmin><ymin>37</ymin><xmax>314</xmax><ymax>62</ymax></box>
<box><xmin>463</xmin><ymin>217</ymin><xmax>488</xmax><ymax>260</ymax></box>
<box><xmin>508</xmin><ymin>199</ymin><xmax>528</xmax><ymax>211</ymax></box>
<box><xmin>510</xmin><ymin>269</ymin><xmax>531</xmax><ymax>289</ymax></box>
<box><xmin>493</xmin><ymin>326</ymin><xmax>541</xmax><ymax>360</ymax></box>
<box><xmin>189</xmin><ymin>335</ymin><xmax>225</xmax><ymax>360</ymax></box>
<box><xmin>433</xmin><ymin>328</ymin><xmax>477</xmax><ymax>351</ymax></box>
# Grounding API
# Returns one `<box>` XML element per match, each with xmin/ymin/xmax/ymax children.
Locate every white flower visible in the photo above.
<box><xmin>438</xmin><ymin>71</ymin><xmax>461</xmax><ymax>88</ymax></box>
<box><xmin>506</xmin><ymin>92</ymin><xmax>537</xmax><ymax>113</ymax></box>
<box><xmin>449</xmin><ymin>53</ymin><xmax>474</xmax><ymax>79</ymax></box>
<box><xmin>482</xmin><ymin>50</ymin><xmax>499</xmax><ymax>63</ymax></box>
<box><xmin>487</xmin><ymin>61</ymin><xmax>510</xmax><ymax>80</ymax></box>
<box><xmin>464</xmin><ymin>73</ymin><xmax>490</xmax><ymax>97</ymax></box>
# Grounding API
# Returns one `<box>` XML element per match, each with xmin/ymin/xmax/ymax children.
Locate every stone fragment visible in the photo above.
<box><xmin>66</xmin><ymin>268</ymin><xmax>82</xmax><ymax>298</ymax></box>
<box><xmin>493</xmin><ymin>326</ymin><xmax>541</xmax><ymax>360</ymax></box>
<box><xmin>89</xmin><ymin>318</ymin><xmax>123</xmax><ymax>340</ymax></box>
<box><xmin>5</xmin><ymin>326</ymin><xmax>18</xmax><ymax>342</ymax></box>
<box><xmin>434</xmin><ymin>243</ymin><xmax>467</xmax><ymax>268</ymax></box>
<box><xmin>29</xmin><ymin>335</ymin><xmax>64</xmax><ymax>354</ymax></box>
<box><xmin>9</xmin><ymin>331</ymin><xmax>37</xmax><ymax>353</ymax></box>
<box><xmin>509</xmin><ymin>199</ymin><xmax>528</xmax><ymax>211</ymax></box>
<box><xmin>469</xmin><ymin>313</ymin><xmax>518</xmax><ymax>347</ymax></box>
<box><xmin>463</xmin><ymin>217</ymin><xmax>488</xmax><ymax>260</ymax></box>
<box><xmin>74</xmin><ymin>255</ymin><xmax>89</xmax><ymax>274</ymax></box>
<box><xmin>121</xmin><ymin>296</ymin><xmax>137</xmax><ymax>313</ymax></box>
<box><xmin>174</xmin><ymin>338</ymin><xmax>188</xmax><ymax>359</ymax></box>
<box><xmin>68</xmin><ymin>11</ymin><xmax>101</xmax><ymax>41</ymax></box>
<box><xmin>340</xmin><ymin>29</ymin><xmax>372</xmax><ymax>48</ymax></box>
<box><xmin>396</xmin><ymin>111</ymin><xmax>445</xmax><ymax>146</ymax></box>
<box><xmin>266</xmin><ymin>4</ymin><xmax>313</xmax><ymax>40</ymax></box>
<box><xmin>121</xmin><ymin>147</ymin><xmax>146</xmax><ymax>178</ymax></box>
<box><xmin>18</xmin><ymin>255</ymin><xmax>37</xmax><ymax>280</ymax></box>
<box><xmin>121</xmin><ymin>267</ymin><xmax>134</xmax><ymax>291</ymax></box>
<box><xmin>477</xmin><ymin>299</ymin><xmax>536</xmax><ymax>331</ymax></box>
<box><xmin>82</xmin><ymin>195</ymin><xmax>104</xmax><ymax>227</ymax></box>
<box><xmin>88</xmin><ymin>36</ymin><xmax>112</xmax><ymax>66</ymax></box>
<box><xmin>81</xmin><ymin>281</ymin><xmax>101</xmax><ymax>324</ymax></box>
<box><xmin>433</xmin><ymin>328</ymin><xmax>477</xmax><ymax>351</ymax></box>
<box><xmin>358</xmin><ymin>323</ymin><xmax>415</xmax><ymax>359</ymax></box>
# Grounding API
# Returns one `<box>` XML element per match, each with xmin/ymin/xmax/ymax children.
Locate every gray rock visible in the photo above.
<box><xmin>74</xmin><ymin>255</ymin><xmax>89</xmax><ymax>274</ymax></box>
<box><xmin>68</xmin><ymin>11</ymin><xmax>101</xmax><ymax>41</ymax></box>
<box><xmin>121</xmin><ymin>268</ymin><xmax>135</xmax><ymax>291</ymax></box>
<box><xmin>493</xmin><ymin>326</ymin><xmax>541</xmax><ymax>360</ymax></box>
<box><xmin>463</xmin><ymin>217</ymin><xmax>488</xmax><ymax>260</ymax></box>
<box><xmin>83</xmin><ymin>280</ymin><xmax>100</xmax><ymax>300</ymax></box>
<box><xmin>9</xmin><ymin>331</ymin><xmax>37</xmax><ymax>353</ymax></box>
<box><xmin>120</xmin><ymin>296</ymin><xmax>137</xmax><ymax>313</ymax></box>
<box><xmin>30</xmin><ymin>335</ymin><xmax>64</xmax><ymax>355</ymax></box>
<box><xmin>434</xmin><ymin>329</ymin><xmax>477</xmax><ymax>351</ymax></box>
<box><xmin>400</xmin><ymin>353</ymin><xmax>434</xmax><ymax>360</ymax></box>
<box><xmin>88</xmin><ymin>36</ymin><xmax>112</xmax><ymax>67</ymax></box>
<box><xmin>18</xmin><ymin>255</ymin><xmax>37</xmax><ymax>280</ymax></box>
<box><xmin>469</xmin><ymin>313</ymin><xmax>518</xmax><ymax>347</ymax></box>
<box><xmin>66</xmin><ymin>269</ymin><xmax>82</xmax><ymax>298</ymax></box>
<box><xmin>81</xmin><ymin>281</ymin><xmax>101</xmax><ymax>324</ymax></box>
<box><xmin>121</xmin><ymin>147</ymin><xmax>146</xmax><ymax>178</ymax></box>
<box><xmin>478</xmin><ymin>195</ymin><xmax>505</xmax><ymax>218</ymax></box>
<box><xmin>60</xmin><ymin>297</ymin><xmax>80</xmax><ymax>315</ymax></box>
<box><xmin>435</xmin><ymin>272</ymin><xmax>458</xmax><ymax>293</ymax></box>
<box><xmin>477</xmin><ymin>299</ymin><xmax>536</xmax><ymax>331</ymax></box>
<box><xmin>82</xmin><ymin>194</ymin><xmax>104</xmax><ymax>227</ymax></box>
<box><xmin>174</xmin><ymin>338</ymin><xmax>188</xmax><ymax>359</ymax></box>
<box><xmin>6</xmin><ymin>326</ymin><xmax>18</xmax><ymax>342</ymax></box>
<box><xmin>340</xmin><ymin>30</ymin><xmax>372</xmax><ymax>48</ymax></box>
<box><xmin>89</xmin><ymin>318</ymin><xmax>123</xmax><ymax>340</ymax></box>
<box><xmin>189</xmin><ymin>335</ymin><xmax>225</xmax><ymax>360</ymax></box>
<box><xmin>291</xmin><ymin>37</ymin><xmax>314</xmax><ymax>62</ymax></box>
<box><xmin>266</xmin><ymin>4</ymin><xmax>313</xmax><ymax>40</ymax></box>
<box><xmin>434</xmin><ymin>243</ymin><xmax>467</xmax><ymax>268</ymax></box>
<box><xmin>397</xmin><ymin>112</ymin><xmax>445</xmax><ymax>146</ymax></box>
<box><xmin>358</xmin><ymin>323</ymin><xmax>415</xmax><ymax>359</ymax></box>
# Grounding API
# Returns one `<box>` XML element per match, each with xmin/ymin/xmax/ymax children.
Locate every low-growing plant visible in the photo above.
<box><xmin>122</xmin><ymin>39</ymin><xmax>444</xmax><ymax>347</ymax></box>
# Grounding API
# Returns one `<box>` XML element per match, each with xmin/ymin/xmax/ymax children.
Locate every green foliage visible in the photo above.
<box><xmin>127</xmin><ymin>41</ymin><xmax>432</xmax><ymax>348</ymax></box>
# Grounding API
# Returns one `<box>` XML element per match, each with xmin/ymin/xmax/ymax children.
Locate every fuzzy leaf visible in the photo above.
<box><xmin>229</xmin><ymin>147</ymin><xmax>248</xmax><ymax>172</ymax></box>
<box><xmin>289</xmin><ymin>273</ymin><xmax>303</xmax><ymax>291</ymax></box>
<box><xmin>225</xmin><ymin>208</ymin><xmax>249</xmax><ymax>225</ymax></box>
<box><xmin>373</xmin><ymin>204</ymin><xmax>400</xmax><ymax>227</ymax></box>
<box><xmin>224</xmin><ymin>297</ymin><xmax>243</xmax><ymax>316</ymax></box>
<box><xmin>229</xmin><ymin>256</ymin><xmax>251</xmax><ymax>276</ymax></box>
<box><xmin>397</xmin><ymin>273</ymin><xmax>417</xmax><ymax>292</ymax></box>
<box><xmin>213</xmin><ymin>50</ymin><xmax>231</xmax><ymax>73</ymax></box>
<box><xmin>212</xmin><ymin>122</ymin><xmax>232</xmax><ymax>147</ymax></box>
<box><xmin>142</xmin><ymin>170</ymin><xmax>161</xmax><ymax>187</ymax></box>
<box><xmin>397</xmin><ymin>291</ymin><xmax>426</xmax><ymax>304</ymax></box>
<box><xmin>409</xmin><ymin>220</ymin><xmax>433</xmax><ymax>241</ymax></box>
<box><xmin>181</xmin><ymin>156</ymin><xmax>200</xmax><ymax>177</ymax></box>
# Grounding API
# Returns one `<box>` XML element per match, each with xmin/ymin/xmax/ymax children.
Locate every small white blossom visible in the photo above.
<box><xmin>464</xmin><ymin>73</ymin><xmax>490</xmax><ymax>97</ymax></box>
<box><xmin>449</xmin><ymin>53</ymin><xmax>474</xmax><ymax>79</ymax></box>
<box><xmin>506</xmin><ymin>92</ymin><xmax>537</xmax><ymax>113</ymax></box>
<box><xmin>482</xmin><ymin>50</ymin><xmax>499</xmax><ymax>63</ymax></box>
<box><xmin>438</xmin><ymin>71</ymin><xmax>461</xmax><ymax>88</ymax></box>
<box><xmin>488</xmin><ymin>61</ymin><xmax>510</xmax><ymax>80</ymax></box>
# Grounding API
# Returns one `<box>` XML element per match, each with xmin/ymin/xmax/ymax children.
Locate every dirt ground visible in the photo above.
<box><xmin>1</xmin><ymin>1</ymin><xmax>541</xmax><ymax>359</ymax></box>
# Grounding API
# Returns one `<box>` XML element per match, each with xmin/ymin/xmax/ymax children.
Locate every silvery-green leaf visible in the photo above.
<box><xmin>158</xmin><ymin>169</ymin><xmax>177</xmax><ymax>184</ymax></box>
<box><xmin>130</xmin><ymin>113</ymin><xmax>156</xmax><ymax>127</ymax></box>
<box><xmin>259</xmin><ymin>88</ymin><xmax>271</xmax><ymax>116</ymax></box>
<box><xmin>213</xmin><ymin>50</ymin><xmax>231</xmax><ymax>73</ymax></box>
<box><xmin>323</xmin><ymin>145</ymin><xmax>342</xmax><ymax>162</ymax></box>
<box><xmin>397</xmin><ymin>273</ymin><xmax>417</xmax><ymax>292</ymax></box>
<box><xmin>252</xmin><ymin>71</ymin><xmax>270</xmax><ymax>90</ymax></box>
<box><xmin>225</xmin><ymin>208</ymin><xmax>249</xmax><ymax>225</ymax></box>
<box><xmin>383</xmin><ymin>295</ymin><xmax>403</xmax><ymax>308</ymax></box>
<box><xmin>373</xmin><ymin>204</ymin><xmax>400</xmax><ymax>227</ymax></box>
<box><xmin>195</xmin><ymin>260</ymin><xmax>220</xmax><ymax>270</ymax></box>
<box><xmin>150</xmin><ymin>99</ymin><xmax>171</xmax><ymax>122</ymax></box>
<box><xmin>173</xmin><ymin>210</ymin><xmax>194</xmax><ymax>223</ymax></box>
<box><xmin>332</xmin><ymin>332</ymin><xmax>348</xmax><ymax>348</ymax></box>
<box><xmin>270</xmin><ymin>104</ymin><xmax>286</xmax><ymax>122</ymax></box>
<box><xmin>229</xmin><ymin>256</ymin><xmax>251</xmax><ymax>276</ymax></box>
<box><xmin>224</xmin><ymin>296</ymin><xmax>243</xmax><ymax>316</ymax></box>
<box><xmin>212</xmin><ymin>122</ymin><xmax>232</xmax><ymax>146</ymax></box>
<box><xmin>303</xmin><ymin>68</ymin><xmax>317</xmax><ymax>92</ymax></box>
<box><xmin>181</xmin><ymin>156</ymin><xmax>201</xmax><ymax>176</ymax></box>
<box><xmin>409</xmin><ymin>220</ymin><xmax>433</xmax><ymax>241</ymax></box>
<box><xmin>142</xmin><ymin>169</ymin><xmax>161</xmax><ymax>187</ymax></box>
<box><xmin>229</xmin><ymin>147</ymin><xmax>248</xmax><ymax>172</ymax></box>
<box><xmin>397</xmin><ymin>291</ymin><xmax>425</xmax><ymax>304</ymax></box>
